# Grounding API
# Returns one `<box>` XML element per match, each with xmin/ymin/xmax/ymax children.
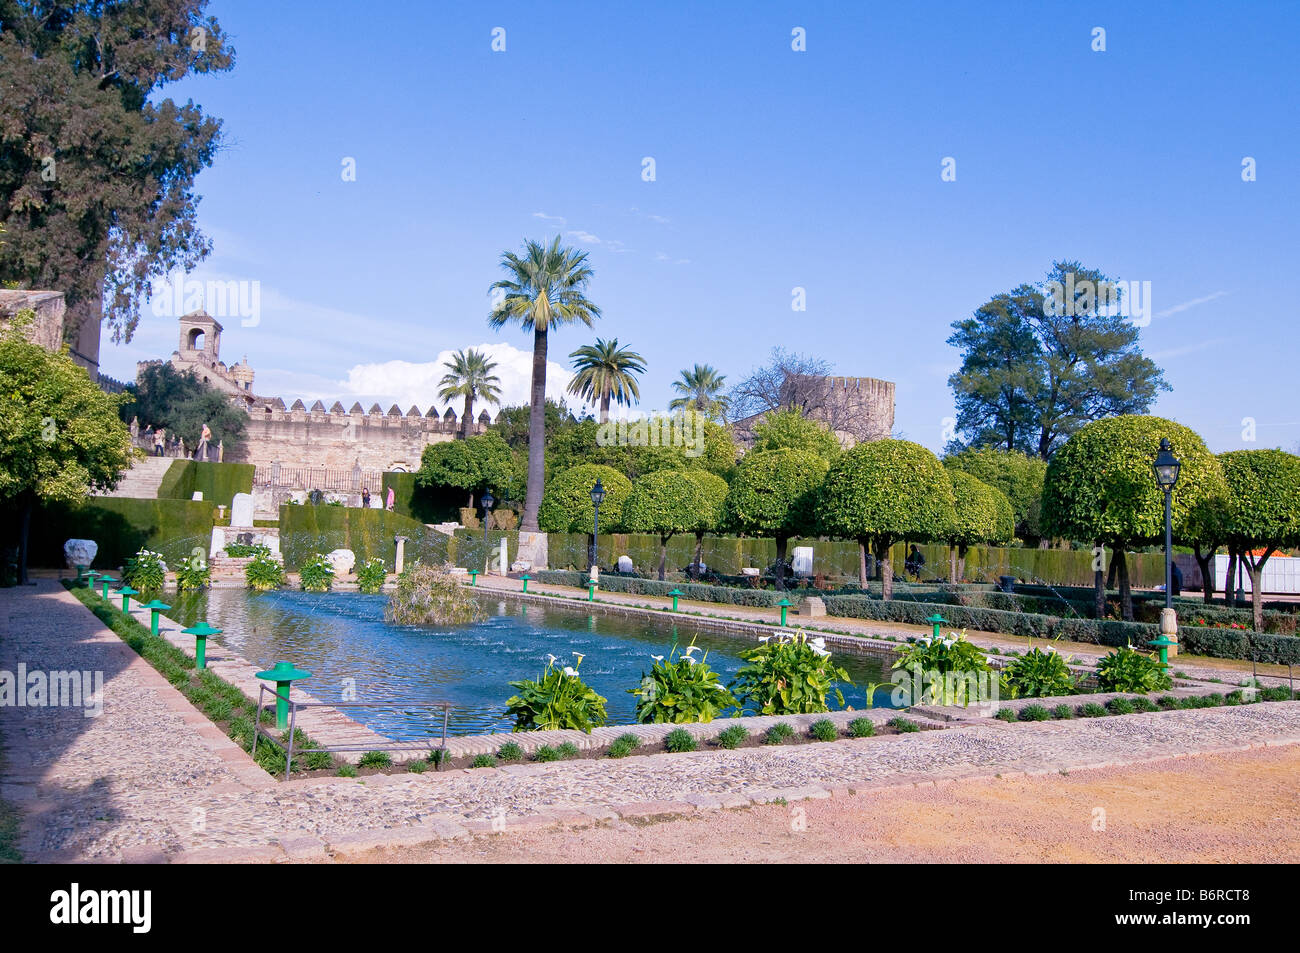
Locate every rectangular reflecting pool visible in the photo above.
<box><xmin>165</xmin><ymin>589</ymin><xmax>900</xmax><ymax>739</ymax></box>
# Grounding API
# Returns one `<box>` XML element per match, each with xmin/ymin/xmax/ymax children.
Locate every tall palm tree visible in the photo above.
<box><xmin>489</xmin><ymin>237</ymin><xmax>601</xmax><ymax>531</ymax></box>
<box><xmin>669</xmin><ymin>364</ymin><xmax>729</xmax><ymax>421</ymax></box>
<box><xmin>438</xmin><ymin>348</ymin><xmax>503</xmax><ymax>438</ymax></box>
<box><xmin>567</xmin><ymin>338</ymin><xmax>646</xmax><ymax>423</ymax></box>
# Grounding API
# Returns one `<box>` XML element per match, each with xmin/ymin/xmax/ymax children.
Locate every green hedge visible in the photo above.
<box><xmin>278</xmin><ymin>505</ymin><xmax>455</xmax><ymax>570</ymax></box>
<box><xmin>534</xmin><ymin>569</ymin><xmax>789</xmax><ymax>607</ymax></box>
<box><xmin>30</xmin><ymin>497</ymin><xmax>214</xmax><ymax>569</ymax></box>
<box><xmin>157</xmin><ymin>461</ymin><xmax>254</xmax><ymax>507</ymax></box>
<box><xmin>381</xmin><ymin>471</ymin><xmax>454</xmax><ymax>524</ymax></box>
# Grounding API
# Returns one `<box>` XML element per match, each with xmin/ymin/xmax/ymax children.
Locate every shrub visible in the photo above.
<box><xmin>337</xmin><ymin>764</ymin><xmax>357</xmax><ymax>777</ymax></box>
<box><xmin>1018</xmin><ymin>704</ymin><xmax>1051</xmax><ymax>722</ymax></box>
<box><xmin>407</xmin><ymin>759</ymin><xmax>427</xmax><ymax>773</ymax></box>
<box><xmin>847</xmin><ymin>717</ymin><xmax>876</xmax><ymax>737</ymax></box>
<box><xmin>765</xmin><ymin>722</ymin><xmax>795</xmax><ymax>745</ymax></box>
<box><xmin>1078</xmin><ymin>702</ymin><xmax>1107</xmax><ymax>718</ymax></box>
<box><xmin>385</xmin><ymin>562</ymin><xmax>483</xmax><ymax>625</ymax></box>
<box><xmin>122</xmin><ymin>548</ymin><xmax>167</xmax><ymax>593</ymax></box>
<box><xmin>889</xmin><ymin>716</ymin><xmax>920</xmax><ymax>733</ymax></box>
<box><xmin>1106</xmin><ymin>697</ymin><xmax>1136</xmax><ymax>715</ymax></box>
<box><xmin>224</xmin><ymin>542</ymin><xmax>261</xmax><ymax>557</ymax></box>
<box><xmin>532</xmin><ymin>745</ymin><xmax>560</xmax><ymax>762</ymax></box>
<box><xmin>809</xmin><ymin>718</ymin><xmax>838</xmax><ymax>741</ymax></box>
<box><xmin>505</xmin><ymin>658</ymin><xmax>608</xmax><ymax>733</ymax></box>
<box><xmin>1131</xmin><ymin>696</ymin><xmax>1159</xmax><ymax>713</ymax></box>
<box><xmin>607</xmin><ymin>733</ymin><xmax>641</xmax><ymax>758</ymax></box>
<box><xmin>427</xmin><ymin>747</ymin><xmax>452</xmax><ymax>767</ymax></box>
<box><xmin>174</xmin><ymin>551</ymin><xmax>210</xmax><ymax>591</ymax></box>
<box><xmin>1002</xmin><ymin>646</ymin><xmax>1076</xmax><ymax>698</ymax></box>
<box><xmin>1157</xmin><ymin>695</ymin><xmax>1180</xmax><ymax>709</ymax></box>
<box><xmin>355</xmin><ymin>557</ymin><xmax>388</xmax><ymax>594</ymax></box>
<box><xmin>298</xmin><ymin>553</ymin><xmax>336</xmax><ymax>593</ymax></box>
<box><xmin>245</xmin><ymin>546</ymin><xmax>285</xmax><ymax>591</ymax></box>
<box><xmin>730</xmin><ymin>631</ymin><xmax>852</xmax><ymax>715</ymax></box>
<box><xmin>664</xmin><ymin>727</ymin><xmax>697</xmax><ymax>752</ymax></box>
<box><xmin>556</xmin><ymin>741</ymin><xmax>580</xmax><ymax>759</ymax></box>
<box><xmin>891</xmin><ymin>628</ymin><xmax>996</xmax><ymax>706</ymax></box>
<box><xmin>496</xmin><ymin>741</ymin><xmax>524</xmax><ymax>762</ymax></box>
<box><xmin>1095</xmin><ymin>645</ymin><xmax>1172</xmax><ymax>693</ymax></box>
<box><xmin>995</xmin><ymin>707</ymin><xmax>1018</xmax><ymax>722</ymax></box>
<box><xmin>715</xmin><ymin>724</ymin><xmax>749</xmax><ymax>749</ymax></box>
<box><xmin>630</xmin><ymin>641</ymin><xmax>737</xmax><ymax>723</ymax></box>
<box><xmin>471</xmin><ymin>754</ymin><xmax>498</xmax><ymax>768</ymax></box>
<box><xmin>358</xmin><ymin>750</ymin><xmax>391</xmax><ymax>768</ymax></box>
<box><xmin>1050</xmin><ymin>704</ymin><xmax>1074</xmax><ymax>719</ymax></box>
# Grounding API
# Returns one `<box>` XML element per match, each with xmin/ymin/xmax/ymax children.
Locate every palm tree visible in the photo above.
<box><xmin>566</xmin><ymin>338</ymin><xmax>646</xmax><ymax>423</ymax></box>
<box><xmin>669</xmin><ymin>364</ymin><xmax>729</xmax><ymax>421</ymax></box>
<box><xmin>489</xmin><ymin>237</ymin><xmax>601</xmax><ymax>531</ymax></box>
<box><xmin>438</xmin><ymin>348</ymin><xmax>503</xmax><ymax>438</ymax></box>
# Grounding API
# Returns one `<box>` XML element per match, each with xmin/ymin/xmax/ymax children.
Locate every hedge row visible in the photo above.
<box><xmin>533</xmin><ymin>570</ymin><xmax>790</xmax><ymax>607</ymax></box>
<box><xmin>31</xmin><ymin>497</ymin><xmax>214</xmax><ymax>569</ymax></box>
<box><xmin>157</xmin><ymin>461</ymin><xmax>254</xmax><ymax>507</ymax></box>
<box><xmin>279</xmin><ymin>505</ymin><xmax>455</xmax><ymax>570</ymax></box>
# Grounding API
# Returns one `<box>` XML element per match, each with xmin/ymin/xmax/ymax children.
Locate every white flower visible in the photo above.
<box><xmin>682</xmin><ymin>656</ymin><xmax>698</xmax><ymax>665</ymax></box>
<box><xmin>682</xmin><ymin>645</ymin><xmax>701</xmax><ymax>656</ymax></box>
<box><xmin>810</xmin><ymin>637</ymin><xmax>826</xmax><ymax>649</ymax></box>
<box><xmin>546</xmin><ymin>654</ymin><xmax>559</xmax><ymax>666</ymax></box>
<box><xmin>650</xmin><ymin>654</ymin><xmax>664</xmax><ymax>662</ymax></box>
<box><xmin>942</xmin><ymin>639</ymin><xmax>955</xmax><ymax>649</ymax></box>
<box><xmin>811</xmin><ymin>647</ymin><xmax>831</xmax><ymax>658</ymax></box>
<box><xmin>572</xmin><ymin>651</ymin><xmax>585</xmax><ymax>663</ymax></box>
<box><xmin>563</xmin><ymin>666</ymin><xmax>578</xmax><ymax>677</ymax></box>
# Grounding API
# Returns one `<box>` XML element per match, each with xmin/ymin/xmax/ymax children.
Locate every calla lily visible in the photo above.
<box><xmin>810</xmin><ymin>637</ymin><xmax>826</xmax><ymax>648</ymax></box>
<box><xmin>682</xmin><ymin>656</ymin><xmax>698</xmax><ymax>665</ymax></box>
<box><xmin>650</xmin><ymin>654</ymin><xmax>664</xmax><ymax>662</ymax></box>
<box><xmin>811</xmin><ymin>647</ymin><xmax>831</xmax><ymax>658</ymax></box>
<box><xmin>546</xmin><ymin>654</ymin><xmax>559</xmax><ymax>666</ymax></box>
<box><xmin>563</xmin><ymin>666</ymin><xmax>578</xmax><ymax>677</ymax></box>
<box><xmin>682</xmin><ymin>645</ymin><xmax>700</xmax><ymax>655</ymax></box>
<box><xmin>758</xmin><ymin>635</ymin><xmax>772</xmax><ymax>643</ymax></box>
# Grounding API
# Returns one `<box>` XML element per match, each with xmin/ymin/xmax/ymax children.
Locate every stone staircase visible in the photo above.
<box><xmin>95</xmin><ymin>456</ymin><xmax>175</xmax><ymax>499</ymax></box>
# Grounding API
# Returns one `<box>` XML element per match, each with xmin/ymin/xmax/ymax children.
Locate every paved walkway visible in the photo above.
<box><xmin>2</xmin><ymin>580</ymin><xmax>1298</xmax><ymax>863</ymax></box>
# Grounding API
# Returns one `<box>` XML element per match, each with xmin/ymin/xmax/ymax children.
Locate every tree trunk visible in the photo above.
<box><xmin>658</xmin><ymin>534</ymin><xmax>668</xmax><ymax>581</ymax></box>
<box><xmin>462</xmin><ymin>392</ymin><xmax>473</xmax><ymax>438</ymax></box>
<box><xmin>958</xmin><ymin>544</ymin><xmax>968</xmax><ymax>583</ymax></box>
<box><xmin>1105</xmin><ymin>553</ymin><xmax>1117</xmax><ymax>590</ymax></box>
<box><xmin>521</xmin><ymin>326</ymin><xmax>548</xmax><ymax>532</ymax></box>
<box><xmin>774</xmin><ymin>536</ymin><xmax>788</xmax><ymax>591</ymax></box>
<box><xmin>858</xmin><ymin>540</ymin><xmax>868</xmax><ymax>588</ymax></box>
<box><xmin>467</xmin><ymin>491</ymin><xmax>474</xmax><ymax>508</ymax></box>
<box><xmin>1225</xmin><ymin>547</ymin><xmax>1238</xmax><ymax>607</ymax></box>
<box><xmin>692</xmin><ymin>532</ymin><xmax>704</xmax><ymax>579</ymax></box>
<box><xmin>1245</xmin><ymin>549</ymin><xmax>1274</xmax><ymax>633</ymax></box>
<box><xmin>599</xmin><ymin>390</ymin><xmax>610</xmax><ymax>424</ymax></box>
<box><xmin>1093</xmin><ymin>542</ymin><xmax>1105</xmax><ymax>619</ymax></box>
<box><xmin>877</xmin><ymin>539</ymin><xmax>894</xmax><ymax>601</ymax></box>
<box><xmin>949</xmin><ymin>545</ymin><xmax>958</xmax><ymax>585</ymax></box>
<box><xmin>1192</xmin><ymin>543</ymin><xmax>1215</xmax><ymax>604</ymax></box>
<box><xmin>1115</xmin><ymin>547</ymin><xmax>1132</xmax><ymax>621</ymax></box>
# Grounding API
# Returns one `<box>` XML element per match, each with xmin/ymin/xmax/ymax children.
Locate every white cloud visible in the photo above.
<box><xmin>1155</xmin><ymin>291</ymin><xmax>1228</xmax><ymax>319</ymax></box>
<box><xmin>567</xmin><ymin>229</ymin><xmax>601</xmax><ymax>244</ymax></box>
<box><xmin>532</xmin><ymin>211</ymin><xmax>567</xmax><ymax>225</ymax></box>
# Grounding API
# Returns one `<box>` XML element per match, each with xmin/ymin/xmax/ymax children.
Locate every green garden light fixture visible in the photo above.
<box><xmin>669</xmin><ymin>588</ymin><xmax>684</xmax><ymax>612</ymax></box>
<box><xmin>468</xmin><ymin>569</ymin><xmax>479</xmax><ymax>586</ymax></box>
<box><xmin>140</xmin><ymin>599</ymin><xmax>172</xmax><ymax>636</ymax></box>
<box><xmin>926</xmin><ymin>612</ymin><xmax>948</xmax><ymax>641</ymax></box>
<box><xmin>521</xmin><ymin>574</ymin><xmax>531</xmax><ymax>592</ymax></box>
<box><xmin>1148</xmin><ymin>635</ymin><xmax>1176</xmax><ymax>671</ymax></box>
<box><xmin>778</xmin><ymin>598</ymin><xmax>793</xmax><ymax>627</ymax></box>
<box><xmin>85</xmin><ymin>569</ymin><xmax>99</xmax><ymax>590</ymax></box>
<box><xmin>181</xmin><ymin>621</ymin><xmax>222</xmax><ymax>669</ymax></box>
<box><xmin>118</xmin><ymin>585</ymin><xmax>139</xmax><ymax>614</ymax></box>
<box><xmin>75</xmin><ymin>564</ymin><xmax>88</xmax><ymax>585</ymax></box>
<box><xmin>588</xmin><ymin>579</ymin><xmax>598</xmax><ymax>602</ymax></box>
<box><xmin>480</xmin><ymin>489</ymin><xmax>495</xmax><ymax>576</ymax></box>
<box><xmin>255</xmin><ymin>660</ymin><xmax>312</xmax><ymax>729</ymax></box>
<box><xmin>99</xmin><ymin>575</ymin><xmax>117</xmax><ymax>599</ymax></box>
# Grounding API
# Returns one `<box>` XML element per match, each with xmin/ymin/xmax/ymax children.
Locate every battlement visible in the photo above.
<box><xmin>250</xmin><ymin>398</ymin><xmax>495</xmax><ymax>432</ymax></box>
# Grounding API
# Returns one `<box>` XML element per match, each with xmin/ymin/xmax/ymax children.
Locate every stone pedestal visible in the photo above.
<box><xmin>394</xmin><ymin>536</ymin><xmax>409</xmax><ymax>575</ymax></box>
<box><xmin>516</xmin><ymin>531</ymin><xmax>548</xmax><ymax>571</ymax></box>
<box><xmin>1160</xmin><ymin>607</ymin><xmax>1179</xmax><ymax>657</ymax></box>
<box><xmin>797</xmin><ymin>596</ymin><xmax>827</xmax><ymax>618</ymax></box>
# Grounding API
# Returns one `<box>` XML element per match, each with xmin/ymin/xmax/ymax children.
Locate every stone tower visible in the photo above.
<box><xmin>179</xmin><ymin>310</ymin><xmax>222</xmax><ymax>361</ymax></box>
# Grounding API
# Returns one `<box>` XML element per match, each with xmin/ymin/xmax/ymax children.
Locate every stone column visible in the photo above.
<box><xmin>394</xmin><ymin>535</ymin><xmax>409</xmax><ymax>575</ymax></box>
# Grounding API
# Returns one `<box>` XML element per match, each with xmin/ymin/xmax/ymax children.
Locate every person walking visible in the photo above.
<box><xmin>195</xmin><ymin>422</ymin><xmax>212</xmax><ymax>461</ymax></box>
<box><xmin>361</xmin><ymin>486</ymin><xmax>371</xmax><ymax>509</ymax></box>
<box><xmin>385</xmin><ymin>486</ymin><xmax>395</xmax><ymax>511</ymax></box>
<box><xmin>153</xmin><ymin>427</ymin><xmax>166</xmax><ymax>457</ymax></box>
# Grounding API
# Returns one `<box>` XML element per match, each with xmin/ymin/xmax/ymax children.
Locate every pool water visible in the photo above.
<box><xmin>165</xmin><ymin>589</ymin><xmax>899</xmax><ymax>739</ymax></box>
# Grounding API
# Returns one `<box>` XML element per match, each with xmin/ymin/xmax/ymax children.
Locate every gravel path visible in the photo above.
<box><xmin>3</xmin><ymin>580</ymin><xmax>1299</xmax><ymax>863</ymax></box>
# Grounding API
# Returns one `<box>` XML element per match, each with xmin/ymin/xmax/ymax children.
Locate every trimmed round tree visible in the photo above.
<box><xmin>942</xmin><ymin>447</ymin><xmax>1047</xmax><ymax>542</ymax></box>
<box><xmin>723</xmin><ymin>448</ymin><xmax>829</xmax><ymax>591</ymax></box>
<box><xmin>537</xmin><ymin>464</ymin><xmax>632</xmax><ymax>547</ymax></box>
<box><xmin>946</xmin><ymin>471</ymin><xmax>1015</xmax><ymax>583</ymax></box>
<box><xmin>621</xmin><ymin>470</ymin><xmax>707</xmax><ymax>580</ymax></box>
<box><xmin>415</xmin><ymin>431</ymin><xmax>516</xmax><ymax>508</ymax></box>
<box><xmin>819</xmin><ymin>439</ymin><xmax>956</xmax><ymax>599</ymax></box>
<box><xmin>682</xmin><ymin>469</ymin><xmax>729</xmax><ymax>578</ymax></box>
<box><xmin>1040</xmin><ymin>415</ymin><xmax>1226</xmax><ymax>620</ymax></box>
<box><xmin>1219</xmin><ymin>449</ymin><xmax>1300</xmax><ymax>631</ymax></box>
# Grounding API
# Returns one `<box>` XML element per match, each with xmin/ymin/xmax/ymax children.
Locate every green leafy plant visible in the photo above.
<box><xmin>663</xmin><ymin>727</ymin><xmax>697</xmax><ymax>752</ymax></box>
<box><xmin>407</xmin><ymin>759</ymin><xmax>427</xmax><ymax>773</ymax></box>
<box><xmin>1106</xmin><ymin>697</ymin><xmax>1136</xmax><ymax>715</ymax></box>
<box><xmin>122</xmin><ymin>548</ymin><xmax>166</xmax><ymax>593</ymax></box>
<box><xmin>497</xmin><ymin>741</ymin><xmax>524</xmax><ymax>762</ymax></box>
<box><xmin>359</xmin><ymin>750</ymin><xmax>391</xmax><ymax>768</ymax></box>
<box><xmin>337</xmin><ymin>764</ymin><xmax>357</xmax><ymax>777</ymax></box>
<box><xmin>1131</xmin><ymin>696</ymin><xmax>1159</xmax><ymax>712</ymax></box>
<box><xmin>730</xmin><ymin>631</ymin><xmax>852</xmax><ymax>715</ymax></box>
<box><xmin>505</xmin><ymin>657</ymin><xmax>609</xmax><ymax>733</ymax></box>
<box><xmin>1002</xmin><ymin>645</ymin><xmax>1077</xmax><ymax>698</ymax></box>
<box><xmin>385</xmin><ymin>562</ymin><xmax>483</xmax><ymax>625</ymax></box>
<box><xmin>174</xmin><ymin>548</ymin><xmax>210</xmax><ymax>591</ymax></box>
<box><xmin>809</xmin><ymin>718</ymin><xmax>838</xmax><ymax>741</ymax></box>
<box><xmin>1051</xmin><ymin>704</ymin><xmax>1074</xmax><ymax>719</ymax></box>
<box><xmin>471</xmin><ymin>754</ymin><xmax>498</xmax><ymax>768</ymax></box>
<box><xmin>556</xmin><ymin>741</ymin><xmax>580</xmax><ymax>759</ymax></box>
<box><xmin>607</xmin><ymin>733</ymin><xmax>641</xmax><ymax>758</ymax></box>
<box><xmin>890</xmin><ymin>628</ymin><xmax>996</xmax><ymax>706</ymax></box>
<box><xmin>533</xmin><ymin>745</ymin><xmax>559</xmax><ymax>762</ymax></box>
<box><xmin>355</xmin><ymin>556</ymin><xmax>388</xmax><ymax>594</ymax></box>
<box><xmin>889</xmin><ymin>716</ymin><xmax>920</xmax><ymax>733</ymax></box>
<box><xmin>1095</xmin><ymin>645</ymin><xmax>1172</xmax><ymax>693</ymax></box>
<box><xmin>428</xmin><ymin>748</ymin><xmax>452</xmax><ymax>767</ymax></box>
<box><xmin>1018</xmin><ymin>704</ymin><xmax>1051</xmax><ymax>721</ymax></box>
<box><xmin>764</xmin><ymin>722</ymin><xmax>795</xmax><ymax>745</ymax></box>
<box><xmin>847</xmin><ymin>717</ymin><xmax>876</xmax><ymax>737</ymax></box>
<box><xmin>244</xmin><ymin>546</ymin><xmax>284</xmax><ymax>591</ymax></box>
<box><xmin>629</xmin><ymin>640</ymin><xmax>736</xmax><ymax>723</ymax></box>
<box><xmin>224</xmin><ymin>542</ymin><xmax>261</xmax><ymax>557</ymax></box>
<box><xmin>995</xmin><ymin>707</ymin><xmax>1018</xmax><ymax>722</ymax></box>
<box><xmin>298</xmin><ymin>553</ymin><xmax>336</xmax><ymax>593</ymax></box>
<box><xmin>715</xmin><ymin>724</ymin><xmax>749</xmax><ymax>749</ymax></box>
<box><xmin>1078</xmin><ymin>702</ymin><xmax>1107</xmax><ymax>718</ymax></box>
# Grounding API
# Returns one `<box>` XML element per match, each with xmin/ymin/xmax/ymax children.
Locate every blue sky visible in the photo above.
<box><xmin>100</xmin><ymin>0</ymin><xmax>1300</xmax><ymax>452</ymax></box>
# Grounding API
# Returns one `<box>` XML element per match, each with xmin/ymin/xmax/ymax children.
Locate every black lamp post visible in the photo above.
<box><xmin>481</xmin><ymin>489</ymin><xmax>495</xmax><ymax>575</ymax></box>
<box><xmin>1152</xmin><ymin>438</ymin><xmax>1181</xmax><ymax>611</ymax></box>
<box><xmin>589</xmin><ymin>479</ymin><xmax>606</xmax><ymax>574</ymax></box>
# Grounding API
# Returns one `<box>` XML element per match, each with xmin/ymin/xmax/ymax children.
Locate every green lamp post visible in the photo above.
<box><xmin>255</xmin><ymin>661</ymin><xmax>312</xmax><ymax>729</ymax></box>
<box><xmin>140</xmin><ymin>600</ymin><xmax>172</xmax><ymax>636</ymax></box>
<box><xmin>777</xmin><ymin>598</ymin><xmax>793</xmax><ymax>627</ymax></box>
<box><xmin>668</xmin><ymin>589</ymin><xmax>684</xmax><ymax>612</ymax></box>
<box><xmin>182</xmin><ymin>621</ymin><xmax>222</xmax><ymax>670</ymax></box>
<box><xmin>85</xmin><ymin>569</ymin><xmax>100</xmax><ymax>590</ymax></box>
<box><xmin>118</xmin><ymin>585</ymin><xmax>139</xmax><ymax>614</ymax></box>
<box><xmin>1148</xmin><ymin>635</ymin><xmax>1176</xmax><ymax>672</ymax></box>
<box><xmin>75</xmin><ymin>564</ymin><xmax>88</xmax><ymax>586</ymax></box>
<box><xmin>468</xmin><ymin>569</ymin><xmax>479</xmax><ymax>587</ymax></box>
<box><xmin>521</xmin><ymin>574</ymin><xmax>531</xmax><ymax>593</ymax></box>
<box><xmin>99</xmin><ymin>575</ymin><xmax>117</xmax><ymax>600</ymax></box>
<box><xmin>925</xmin><ymin>612</ymin><xmax>947</xmax><ymax>641</ymax></box>
<box><xmin>588</xmin><ymin>579</ymin><xmax>598</xmax><ymax>602</ymax></box>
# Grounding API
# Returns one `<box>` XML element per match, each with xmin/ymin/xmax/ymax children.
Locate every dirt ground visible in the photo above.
<box><xmin>345</xmin><ymin>745</ymin><xmax>1300</xmax><ymax>863</ymax></box>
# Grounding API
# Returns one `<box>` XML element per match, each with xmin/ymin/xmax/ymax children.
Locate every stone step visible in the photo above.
<box><xmin>93</xmin><ymin>456</ymin><xmax>176</xmax><ymax>500</ymax></box>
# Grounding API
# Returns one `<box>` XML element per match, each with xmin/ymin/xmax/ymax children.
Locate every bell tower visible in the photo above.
<box><xmin>179</xmin><ymin>310</ymin><xmax>222</xmax><ymax>362</ymax></box>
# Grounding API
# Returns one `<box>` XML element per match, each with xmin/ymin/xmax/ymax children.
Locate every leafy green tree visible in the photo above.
<box><xmin>669</xmin><ymin>364</ymin><xmax>729</xmax><ymax>421</ymax></box>
<box><xmin>682</xmin><ymin>470</ymin><xmax>729</xmax><ymax>578</ymax></box>
<box><xmin>489</xmin><ymin>238</ymin><xmax>601</xmax><ymax>532</ymax></box>
<box><xmin>1040</xmin><ymin>416</ymin><xmax>1225</xmax><ymax>620</ymax></box>
<box><xmin>819</xmin><ymin>440</ymin><xmax>956</xmax><ymax>599</ymax></box>
<box><xmin>566</xmin><ymin>338</ymin><xmax>645</xmax><ymax>423</ymax></box>
<box><xmin>416</xmin><ymin>432</ymin><xmax>516</xmax><ymax>508</ymax></box>
<box><xmin>947</xmin><ymin>262</ymin><xmax>1169</xmax><ymax>459</ymax></box>
<box><xmin>490</xmin><ymin>399</ymin><xmax>573</xmax><ymax>454</ymax></box>
<box><xmin>620</xmin><ymin>470</ymin><xmax>708</xmax><ymax>580</ymax></box>
<box><xmin>123</xmin><ymin>361</ymin><xmax>245</xmax><ymax>450</ymax></box>
<box><xmin>438</xmin><ymin>349</ymin><xmax>501</xmax><ymax>438</ymax></box>
<box><xmin>547</xmin><ymin>414</ymin><xmax>737</xmax><ymax>483</ymax></box>
<box><xmin>750</xmin><ymin>407</ymin><xmax>840</xmax><ymax>462</ymax></box>
<box><xmin>0</xmin><ymin>315</ymin><xmax>133</xmax><ymax>581</ymax></box>
<box><xmin>945</xmin><ymin>471</ymin><xmax>1015</xmax><ymax>583</ymax></box>
<box><xmin>723</xmin><ymin>449</ymin><xmax>828</xmax><ymax>590</ymax></box>
<box><xmin>0</xmin><ymin>1</ymin><xmax>234</xmax><ymax>343</ymax></box>
<box><xmin>1218</xmin><ymin>450</ymin><xmax>1300</xmax><ymax>631</ymax></box>
<box><xmin>942</xmin><ymin>446</ymin><xmax>1046</xmax><ymax>542</ymax></box>
<box><xmin>537</xmin><ymin>464</ymin><xmax>631</xmax><ymax>538</ymax></box>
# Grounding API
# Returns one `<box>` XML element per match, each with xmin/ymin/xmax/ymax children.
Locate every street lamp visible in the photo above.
<box><xmin>589</xmin><ymin>479</ymin><xmax>606</xmax><ymax>577</ymax></box>
<box><xmin>1152</xmin><ymin>438</ymin><xmax>1181</xmax><ymax>612</ymax></box>
<box><xmin>481</xmin><ymin>489</ymin><xmax>495</xmax><ymax>575</ymax></box>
